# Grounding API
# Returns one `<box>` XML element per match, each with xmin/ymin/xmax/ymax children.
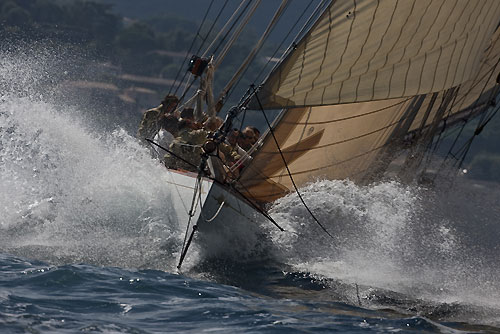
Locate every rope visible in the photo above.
<box><xmin>214</xmin><ymin>0</ymin><xmax>262</xmax><ymax>69</ymax></box>
<box><xmin>200</xmin><ymin>198</ymin><xmax>225</xmax><ymax>223</ymax></box>
<box><xmin>252</xmin><ymin>86</ymin><xmax>334</xmax><ymax>239</ymax></box>
<box><xmin>172</xmin><ymin>0</ymin><xmax>232</xmax><ymax>97</ymax></box>
<box><xmin>146</xmin><ymin>138</ymin><xmax>201</xmax><ymax>172</ymax></box>
<box><xmin>169</xmin><ymin>0</ymin><xmax>215</xmax><ymax>95</ymax></box>
<box><xmin>217</xmin><ymin>0</ymin><xmax>290</xmax><ymax>105</ymax></box>
<box><xmin>147</xmin><ymin>136</ymin><xmax>282</xmax><ymax>230</ymax></box>
<box><xmin>204</xmin><ymin>0</ymin><xmax>253</xmax><ymax>57</ymax></box>
<box><xmin>177</xmin><ymin>172</ymin><xmax>202</xmax><ymax>269</ymax></box>
<box><xmin>211</xmin><ymin>155</ymin><xmax>285</xmax><ymax>231</ymax></box>
<box><xmin>252</xmin><ymin>0</ymin><xmax>322</xmax><ymax>85</ymax></box>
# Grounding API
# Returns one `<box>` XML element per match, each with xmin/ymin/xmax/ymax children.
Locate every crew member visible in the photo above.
<box><xmin>137</xmin><ymin>94</ymin><xmax>179</xmax><ymax>141</ymax></box>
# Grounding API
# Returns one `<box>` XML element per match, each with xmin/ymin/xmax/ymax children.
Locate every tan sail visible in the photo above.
<box><xmin>238</xmin><ymin>25</ymin><xmax>500</xmax><ymax>203</ymax></box>
<box><xmin>250</xmin><ymin>0</ymin><xmax>500</xmax><ymax>110</ymax></box>
<box><xmin>238</xmin><ymin>98</ymin><xmax>411</xmax><ymax>202</ymax></box>
<box><xmin>407</xmin><ymin>27</ymin><xmax>500</xmax><ymax>133</ymax></box>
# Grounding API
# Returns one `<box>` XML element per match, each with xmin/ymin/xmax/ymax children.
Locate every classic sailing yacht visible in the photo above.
<box><xmin>150</xmin><ymin>0</ymin><xmax>500</xmax><ymax>268</ymax></box>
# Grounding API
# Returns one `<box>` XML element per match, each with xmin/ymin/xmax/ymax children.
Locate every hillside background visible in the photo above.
<box><xmin>0</xmin><ymin>0</ymin><xmax>499</xmax><ymax>182</ymax></box>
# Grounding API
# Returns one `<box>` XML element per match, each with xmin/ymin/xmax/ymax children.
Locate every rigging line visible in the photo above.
<box><xmin>431</xmin><ymin>90</ymin><xmax>461</xmax><ymax>154</ymax></box>
<box><xmin>178</xmin><ymin>168</ymin><xmax>205</xmax><ymax>270</ymax></box>
<box><xmin>147</xmin><ymin>139</ymin><xmax>196</xmax><ymax>214</ymax></box>
<box><xmin>214</xmin><ymin>0</ymin><xmax>262</xmax><ymax>69</ymax></box>
<box><xmin>211</xmin><ymin>155</ymin><xmax>285</xmax><ymax>231</ymax></box>
<box><xmin>207</xmin><ymin>0</ymin><xmax>253</xmax><ymax>55</ymax></box>
<box><xmin>440</xmin><ymin>29</ymin><xmax>500</xmax><ymax>118</ymax></box>
<box><xmin>168</xmin><ymin>0</ymin><xmax>215</xmax><ymax>95</ymax></box>
<box><xmin>456</xmin><ymin>101</ymin><xmax>500</xmax><ymax>169</ymax></box>
<box><xmin>196</xmin><ymin>0</ymin><xmax>230</xmax><ymax>55</ymax></box>
<box><xmin>238</xmin><ymin>107</ymin><xmax>247</xmax><ymax>133</ymax></box>
<box><xmin>442</xmin><ymin>57</ymin><xmax>500</xmax><ymax>165</ymax></box>
<box><xmin>172</xmin><ymin>1</ymin><xmax>230</xmax><ymax>97</ymax></box>
<box><xmin>262</xmin><ymin>0</ymin><xmax>331</xmax><ymax>82</ymax></box>
<box><xmin>147</xmin><ymin>139</ymin><xmax>283</xmax><ymax>230</ymax></box>
<box><xmin>252</xmin><ymin>0</ymin><xmax>316</xmax><ymax>86</ymax></box>
<box><xmin>146</xmin><ymin>138</ymin><xmax>201</xmax><ymax>171</ymax></box>
<box><xmin>180</xmin><ymin>175</ymin><xmax>201</xmax><ymax>254</ymax></box>
<box><xmin>252</xmin><ymin>86</ymin><xmax>334</xmax><ymax>239</ymax></box>
<box><xmin>177</xmin><ymin>152</ymin><xmax>213</xmax><ymax>270</ymax></box>
<box><xmin>217</xmin><ymin>0</ymin><xmax>290</xmax><ymax>105</ymax></box>
<box><xmin>445</xmin><ymin>94</ymin><xmax>499</xmax><ymax>165</ymax></box>
<box><xmin>176</xmin><ymin>75</ymin><xmax>199</xmax><ymax>106</ymax></box>
<box><xmin>225</xmin><ymin>0</ymin><xmax>325</xmax><ymax>105</ymax></box>
<box><xmin>446</xmin><ymin>110</ymin><xmax>490</xmax><ymax>169</ymax></box>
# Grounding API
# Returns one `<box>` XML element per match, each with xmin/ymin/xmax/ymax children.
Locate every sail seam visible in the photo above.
<box><xmin>304</xmin><ymin>3</ymin><xmax>333</xmax><ymax>105</ymax></box>
<box><xmin>355</xmin><ymin>0</ymin><xmax>393</xmax><ymax>101</ymax></box>
<box><xmin>414</xmin><ymin>0</ymin><xmax>448</xmax><ymax>95</ymax></box>
<box><xmin>371</xmin><ymin>0</ymin><xmax>415</xmax><ymax>101</ymax></box>
<box><xmin>449</xmin><ymin>1</ymin><xmax>485</xmax><ymax>88</ymax></box>
<box><xmin>463</xmin><ymin>1</ymin><xmax>500</xmax><ymax>84</ymax></box>
<box><xmin>458</xmin><ymin>1</ymin><xmax>494</xmax><ymax>85</ymax></box>
<box><xmin>259</xmin><ymin>108</ymin><xmax>415</xmax><ymax>154</ymax></box>
<box><xmin>427</xmin><ymin>1</ymin><xmax>463</xmax><ymax>93</ymax></box>
<box><xmin>323</xmin><ymin>0</ymin><xmax>357</xmax><ymax>105</ymax></box>
<box><xmin>280</xmin><ymin>98</ymin><xmax>412</xmax><ymax>125</ymax></box>
<box><xmin>342</xmin><ymin>0</ymin><xmax>380</xmax><ymax>102</ymax></box>
<box><xmin>389</xmin><ymin>0</ymin><xmax>432</xmax><ymax>99</ymax></box>
<box><xmin>439</xmin><ymin>2</ymin><xmax>470</xmax><ymax>92</ymax></box>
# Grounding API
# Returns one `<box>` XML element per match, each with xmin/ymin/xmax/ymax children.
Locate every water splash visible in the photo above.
<box><xmin>0</xmin><ymin>46</ymin><xmax>182</xmax><ymax>270</ymax></box>
<box><xmin>267</xmin><ymin>179</ymin><xmax>500</xmax><ymax>324</ymax></box>
<box><xmin>1</xmin><ymin>44</ymin><xmax>499</xmax><ymax>326</ymax></box>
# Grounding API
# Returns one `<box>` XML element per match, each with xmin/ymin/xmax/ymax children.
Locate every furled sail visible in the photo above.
<box><xmin>238</xmin><ymin>3</ymin><xmax>500</xmax><ymax>203</ymax></box>
<box><xmin>250</xmin><ymin>0</ymin><xmax>500</xmax><ymax>110</ymax></box>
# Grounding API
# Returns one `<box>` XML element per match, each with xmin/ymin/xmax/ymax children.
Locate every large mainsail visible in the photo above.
<box><xmin>250</xmin><ymin>0</ymin><xmax>500</xmax><ymax>109</ymax></box>
<box><xmin>239</xmin><ymin>0</ymin><xmax>500</xmax><ymax>203</ymax></box>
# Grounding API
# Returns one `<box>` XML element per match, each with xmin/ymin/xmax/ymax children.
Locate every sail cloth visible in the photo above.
<box><xmin>238</xmin><ymin>99</ymin><xmax>412</xmax><ymax>203</ymax></box>
<box><xmin>249</xmin><ymin>0</ymin><xmax>500</xmax><ymax>110</ymax></box>
<box><xmin>237</xmin><ymin>13</ymin><xmax>500</xmax><ymax>204</ymax></box>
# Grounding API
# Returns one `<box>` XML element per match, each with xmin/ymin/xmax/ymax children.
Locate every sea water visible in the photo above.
<box><xmin>1</xmin><ymin>46</ymin><xmax>500</xmax><ymax>333</ymax></box>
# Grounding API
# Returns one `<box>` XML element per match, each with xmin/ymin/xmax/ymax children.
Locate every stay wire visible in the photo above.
<box><xmin>146</xmin><ymin>138</ymin><xmax>200</xmax><ymax>171</ymax></box>
<box><xmin>438</xmin><ymin>55</ymin><xmax>500</xmax><ymax>170</ymax></box>
<box><xmin>146</xmin><ymin>139</ymin><xmax>283</xmax><ymax>231</ymax></box>
<box><xmin>252</xmin><ymin>86</ymin><xmax>334</xmax><ymax>239</ymax></box>
<box><xmin>456</xmin><ymin>101</ymin><xmax>500</xmax><ymax>169</ymax></box>
<box><xmin>169</xmin><ymin>0</ymin><xmax>216</xmax><ymax>96</ymax></box>
<box><xmin>225</xmin><ymin>0</ymin><xmax>317</xmax><ymax>104</ymax></box>
<box><xmin>213</xmin><ymin>155</ymin><xmax>285</xmax><ymax>231</ymax></box>
<box><xmin>212</xmin><ymin>0</ymin><xmax>254</xmax><ymax>56</ymax></box>
<box><xmin>196</xmin><ymin>0</ymin><xmax>230</xmax><ymax>55</ymax></box>
<box><xmin>252</xmin><ymin>0</ymin><xmax>316</xmax><ymax>85</ymax></box>
<box><xmin>177</xmin><ymin>158</ymin><xmax>208</xmax><ymax>270</ymax></box>
<box><xmin>172</xmin><ymin>0</ymin><xmax>230</xmax><ymax>97</ymax></box>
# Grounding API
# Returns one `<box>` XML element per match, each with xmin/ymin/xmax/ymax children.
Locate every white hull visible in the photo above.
<box><xmin>164</xmin><ymin>169</ymin><xmax>266</xmax><ymax>260</ymax></box>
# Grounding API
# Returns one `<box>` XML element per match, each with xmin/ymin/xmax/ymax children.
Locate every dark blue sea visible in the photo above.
<box><xmin>1</xmin><ymin>45</ymin><xmax>500</xmax><ymax>333</ymax></box>
<box><xmin>3</xmin><ymin>252</ymin><xmax>500</xmax><ymax>334</ymax></box>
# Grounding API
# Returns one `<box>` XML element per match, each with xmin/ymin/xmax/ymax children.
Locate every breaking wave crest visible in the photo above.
<box><xmin>0</xmin><ymin>46</ymin><xmax>182</xmax><ymax>270</ymax></box>
<box><xmin>268</xmin><ymin>179</ymin><xmax>500</xmax><ymax>323</ymax></box>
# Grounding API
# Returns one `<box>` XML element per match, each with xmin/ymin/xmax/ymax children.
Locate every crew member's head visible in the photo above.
<box><xmin>161</xmin><ymin>95</ymin><xmax>179</xmax><ymax>114</ymax></box>
<box><xmin>203</xmin><ymin>116</ymin><xmax>223</xmax><ymax>132</ymax></box>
